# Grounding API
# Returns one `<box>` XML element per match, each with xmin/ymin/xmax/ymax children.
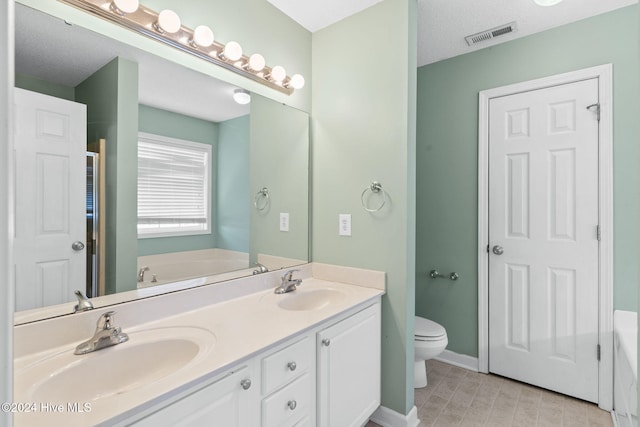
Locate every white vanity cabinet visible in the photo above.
<box><xmin>317</xmin><ymin>303</ymin><xmax>381</xmax><ymax>427</ymax></box>
<box><xmin>124</xmin><ymin>300</ymin><xmax>381</xmax><ymax>427</ymax></box>
<box><xmin>130</xmin><ymin>365</ymin><xmax>257</xmax><ymax>427</ymax></box>
<box><xmin>260</xmin><ymin>336</ymin><xmax>315</xmax><ymax>427</ymax></box>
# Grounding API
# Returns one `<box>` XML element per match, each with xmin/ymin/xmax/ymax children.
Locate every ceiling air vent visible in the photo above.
<box><xmin>465</xmin><ymin>22</ymin><xmax>518</xmax><ymax>46</ymax></box>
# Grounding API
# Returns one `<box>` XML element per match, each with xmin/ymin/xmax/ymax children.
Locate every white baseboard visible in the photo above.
<box><xmin>370</xmin><ymin>405</ymin><xmax>419</xmax><ymax>427</ymax></box>
<box><xmin>434</xmin><ymin>349</ymin><xmax>479</xmax><ymax>372</ymax></box>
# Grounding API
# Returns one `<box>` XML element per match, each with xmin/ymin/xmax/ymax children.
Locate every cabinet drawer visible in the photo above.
<box><xmin>262</xmin><ymin>373</ymin><xmax>311</xmax><ymax>427</ymax></box>
<box><xmin>262</xmin><ymin>337</ymin><xmax>312</xmax><ymax>394</ymax></box>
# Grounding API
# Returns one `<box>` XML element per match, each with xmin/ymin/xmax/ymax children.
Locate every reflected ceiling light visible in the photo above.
<box><xmin>59</xmin><ymin>0</ymin><xmax>305</xmax><ymax>95</ymax></box>
<box><xmin>285</xmin><ymin>74</ymin><xmax>305</xmax><ymax>90</ymax></box>
<box><xmin>268</xmin><ymin>65</ymin><xmax>286</xmax><ymax>83</ymax></box>
<box><xmin>246</xmin><ymin>53</ymin><xmax>266</xmax><ymax>73</ymax></box>
<box><xmin>190</xmin><ymin>25</ymin><xmax>214</xmax><ymax>48</ymax></box>
<box><xmin>533</xmin><ymin>0</ymin><xmax>563</xmax><ymax>6</ymax></box>
<box><xmin>154</xmin><ymin>9</ymin><xmax>181</xmax><ymax>34</ymax></box>
<box><xmin>220</xmin><ymin>41</ymin><xmax>243</xmax><ymax>62</ymax></box>
<box><xmin>110</xmin><ymin>0</ymin><xmax>138</xmax><ymax>15</ymax></box>
<box><xmin>233</xmin><ymin>88</ymin><xmax>251</xmax><ymax>105</ymax></box>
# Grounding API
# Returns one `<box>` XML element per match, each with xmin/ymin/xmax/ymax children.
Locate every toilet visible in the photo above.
<box><xmin>414</xmin><ymin>316</ymin><xmax>448</xmax><ymax>388</ymax></box>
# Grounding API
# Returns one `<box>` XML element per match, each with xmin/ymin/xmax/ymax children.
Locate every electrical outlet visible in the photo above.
<box><xmin>339</xmin><ymin>214</ymin><xmax>351</xmax><ymax>236</ymax></box>
<box><xmin>280</xmin><ymin>213</ymin><xmax>290</xmax><ymax>232</ymax></box>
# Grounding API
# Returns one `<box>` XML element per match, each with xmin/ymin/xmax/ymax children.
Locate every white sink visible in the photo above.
<box><xmin>277</xmin><ymin>288</ymin><xmax>346</xmax><ymax>311</ymax></box>
<box><xmin>16</xmin><ymin>326</ymin><xmax>216</xmax><ymax>404</ymax></box>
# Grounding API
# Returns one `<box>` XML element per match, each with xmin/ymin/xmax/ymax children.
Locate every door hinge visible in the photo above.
<box><xmin>596</xmin><ymin>225</ymin><xmax>601</xmax><ymax>241</ymax></box>
<box><xmin>597</xmin><ymin>344</ymin><xmax>601</xmax><ymax>361</ymax></box>
<box><xmin>586</xmin><ymin>103</ymin><xmax>600</xmax><ymax>121</ymax></box>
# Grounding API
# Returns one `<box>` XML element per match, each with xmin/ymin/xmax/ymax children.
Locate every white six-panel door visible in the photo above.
<box><xmin>13</xmin><ymin>88</ymin><xmax>87</xmax><ymax>311</ymax></box>
<box><xmin>488</xmin><ymin>78</ymin><xmax>600</xmax><ymax>402</ymax></box>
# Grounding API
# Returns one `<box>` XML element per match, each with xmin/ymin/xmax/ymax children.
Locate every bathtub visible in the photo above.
<box><xmin>137</xmin><ymin>248</ymin><xmax>250</xmax><ymax>288</ymax></box>
<box><xmin>614</xmin><ymin>310</ymin><xmax>637</xmax><ymax>427</ymax></box>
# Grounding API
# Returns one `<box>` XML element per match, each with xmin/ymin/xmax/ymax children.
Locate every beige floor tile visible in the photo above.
<box><xmin>375</xmin><ymin>361</ymin><xmax>614</xmax><ymax>427</ymax></box>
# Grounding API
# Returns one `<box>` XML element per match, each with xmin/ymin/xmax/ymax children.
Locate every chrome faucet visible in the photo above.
<box><xmin>252</xmin><ymin>262</ymin><xmax>269</xmax><ymax>275</ymax></box>
<box><xmin>74</xmin><ymin>311</ymin><xmax>129</xmax><ymax>355</ymax></box>
<box><xmin>73</xmin><ymin>290</ymin><xmax>94</xmax><ymax>313</ymax></box>
<box><xmin>137</xmin><ymin>266</ymin><xmax>150</xmax><ymax>282</ymax></box>
<box><xmin>274</xmin><ymin>269</ymin><xmax>302</xmax><ymax>294</ymax></box>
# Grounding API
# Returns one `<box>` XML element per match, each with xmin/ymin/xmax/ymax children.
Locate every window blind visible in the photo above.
<box><xmin>137</xmin><ymin>134</ymin><xmax>211</xmax><ymax>237</ymax></box>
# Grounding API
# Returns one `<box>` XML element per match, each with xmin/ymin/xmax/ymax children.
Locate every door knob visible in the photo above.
<box><xmin>492</xmin><ymin>245</ymin><xmax>504</xmax><ymax>255</ymax></box>
<box><xmin>72</xmin><ymin>241</ymin><xmax>85</xmax><ymax>251</ymax></box>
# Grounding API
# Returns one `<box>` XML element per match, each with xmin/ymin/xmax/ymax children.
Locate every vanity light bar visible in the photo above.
<box><xmin>58</xmin><ymin>0</ymin><xmax>305</xmax><ymax>95</ymax></box>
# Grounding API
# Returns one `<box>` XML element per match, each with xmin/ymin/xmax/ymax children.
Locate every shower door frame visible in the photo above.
<box><xmin>477</xmin><ymin>64</ymin><xmax>614</xmax><ymax>410</ymax></box>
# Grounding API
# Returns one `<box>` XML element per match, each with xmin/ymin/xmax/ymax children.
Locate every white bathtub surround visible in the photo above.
<box><xmin>257</xmin><ymin>253</ymin><xmax>308</xmax><ymax>272</ymax></box>
<box><xmin>13</xmin><ymin>263</ymin><xmax>384</xmax><ymax>426</ymax></box>
<box><xmin>613</xmin><ymin>310</ymin><xmax>637</xmax><ymax>427</ymax></box>
<box><xmin>137</xmin><ymin>248</ymin><xmax>249</xmax><ymax>287</ymax></box>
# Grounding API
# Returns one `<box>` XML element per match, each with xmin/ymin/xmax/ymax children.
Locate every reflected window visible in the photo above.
<box><xmin>137</xmin><ymin>132</ymin><xmax>211</xmax><ymax>238</ymax></box>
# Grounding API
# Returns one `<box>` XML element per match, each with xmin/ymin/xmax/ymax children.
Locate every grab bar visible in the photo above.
<box><xmin>429</xmin><ymin>269</ymin><xmax>459</xmax><ymax>281</ymax></box>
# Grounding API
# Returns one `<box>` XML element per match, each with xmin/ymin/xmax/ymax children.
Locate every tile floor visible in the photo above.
<box><xmin>366</xmin><ymin>360</ymin><xmax>613</xmax><ymax>427</ymax></box>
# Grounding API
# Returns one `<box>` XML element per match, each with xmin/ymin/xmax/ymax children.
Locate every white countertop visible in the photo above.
<box><xmin>13</xmin><ymin>267</ymin><xmax>384</xmax><ymax>427</ymax></box>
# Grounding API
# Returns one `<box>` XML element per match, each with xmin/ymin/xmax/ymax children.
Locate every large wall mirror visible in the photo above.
<box><xmin>13</xmin><ymin>3</ymin><xmax>309</xmax><ymax>324</ymax></box>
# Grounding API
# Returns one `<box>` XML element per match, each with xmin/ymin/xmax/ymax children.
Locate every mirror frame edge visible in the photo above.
<box><xmin>1</xmin><ymin>0</ymin><xmax>15</xmax><ymax>422</ymax></box>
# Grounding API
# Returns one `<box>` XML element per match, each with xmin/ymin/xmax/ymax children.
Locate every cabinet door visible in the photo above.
<box><xmin>130</xmin><ymin>366</ymin><xmax>255</xmax><ymax>427</ymax></box>
<box><xmin>317</xmin><ymin>303</ymin><xmax>381</xmax><ymax>427</ymax></box>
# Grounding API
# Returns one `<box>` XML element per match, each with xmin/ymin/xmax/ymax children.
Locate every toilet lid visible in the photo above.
<box><xmin>415</xmin><ymin>316</ymin><xmax>446</xmax><ymax>339</ymax></box>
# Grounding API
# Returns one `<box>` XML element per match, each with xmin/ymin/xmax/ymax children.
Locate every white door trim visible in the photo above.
<box><xmin>477</xmin><ymin>64</ymin><xmax>613</xmax><ymax>410</ymax></box>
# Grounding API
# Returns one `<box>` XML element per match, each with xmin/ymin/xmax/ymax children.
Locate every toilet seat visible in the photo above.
<box><xmin>415</xmin><ymin>316</ymin><xmax>446</xmax><ymax>341</ymax></box>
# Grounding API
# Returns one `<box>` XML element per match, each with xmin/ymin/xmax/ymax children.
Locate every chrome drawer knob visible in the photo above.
<box><xmin>240</xmin><ymin>379</ymin><xmax>252</xmax><ymax>390</ymax></box>
<box><xmin>287</xmin><ymin>400</ymin><xmax>297</xmax><ymax>410</ymax></box>
<box><xmin>322</xmin><ymin>338</ymin><xmax>330</xmax><ymax>347</ymax></box>
<box><xmin>287</xmin><ymin>361</ymin><xmax>297</xmax><ymax>371</ymax></box>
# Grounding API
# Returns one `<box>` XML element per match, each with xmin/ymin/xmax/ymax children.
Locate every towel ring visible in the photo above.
<box><xmin>361</xmin><ymin>181</ymin><xmax>387</xmax><ymax>212</ymax></box>
<box><xmin>254</xmin><ymin>187</ymin><xmax>270</xmax><ymax>211</ymax></box>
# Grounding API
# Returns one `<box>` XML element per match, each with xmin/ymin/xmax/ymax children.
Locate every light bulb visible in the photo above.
<box><xmin>288</xmin><ymin>74</ymin><xmax>305</xmax><ymax>90</ymax></box>
<box><xmin>533</xmin><ymin>0</ymin><xmax>563</xmax><ymax>5</ymax></box>
<box><xmin>191</xmin><ymin>25</ymin><xmax>214</xmax><ymax>48</ymax></box>
<box><xmin>269</xmin><ymin>66</ymin><xmax>286</xmax><ymax>83</ymax></box>
<box><xmin>155</xmin><ymin>10</ymin><xmax>181</xmax><ymax>34</ymax></box>
<box><xmin>247</xmin><ymin>54</ymin><xmax>266</xmax><ymax>72</ymax></box>
<box><xmin>233</xmin><ymin>89</ymin><xmax>251</xmax><ymax>105</ymax></box>
<box><xmin>222</xmin><ymin>41</ymin><xmax>243</xmax><ymax>61</ymax></box>
<box><xmin>111</xmin><ymin>0</ymin><xmax>139</xmax><ymax>15</ymax></box>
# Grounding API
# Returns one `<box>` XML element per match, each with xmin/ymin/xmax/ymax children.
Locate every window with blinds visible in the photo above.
<box><xmin>137</xmin><ymin>132</ymin><xmax>212</xmax><ymax>238</ymax></box>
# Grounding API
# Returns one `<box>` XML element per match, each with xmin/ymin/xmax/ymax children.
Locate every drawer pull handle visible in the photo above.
<box><xmin>288</xmin><ymin>400</ymin><xmax>297</xmax><ymax>410</ymax></box>
<box><xmin>322</xmin><ymin>338</ymin><xmax>331</xmax><ymax>347</ymax></box>
<box><xmin>287</xmin><ymin>361</ymin><xmax>297</xmax><ymax>371</ymax></box>
<box><xmin>240</xmin><ymin>379</ymin><xmax>252</xmax><ymax>390</ymax></box>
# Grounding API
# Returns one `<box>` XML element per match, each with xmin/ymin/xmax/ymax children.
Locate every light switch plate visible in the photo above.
<box><xmin>339</xmin><ymin>214</ymin><xmax>351</xmax><ymax>236</ymax></box>
<box><xmin>280</xmin><ymin>213</ymin><xmax>290</xmax><ymax>232</ymax></box>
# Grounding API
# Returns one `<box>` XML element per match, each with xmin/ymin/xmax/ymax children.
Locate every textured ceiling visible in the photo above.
<box><xmin>266</xmin><ymin>0</ymin><xmax>384</xmax><ymax>32</ymax></box>
<box><xmin>417</xmin><ymin>0</ymin><xmax>637</xmax><ymax>66</ymax></box>
<box><xmin>265</xmin><ymin>0</ymin><xmax>637</xmax><ymax>66</ymax></box>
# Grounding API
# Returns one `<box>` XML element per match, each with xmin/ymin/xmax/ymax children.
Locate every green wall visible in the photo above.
<box><xmin>416</xmin><ymin>5</ymin><xmax>639</xmax><ymax>357</ymax></box>
<box><xmin>75</xmin><ymin>57</ymin><xmax>139</xmax><ymax>295</ymax></box>
<box><xmin>312</xmin><ymin>0</ymin><xmax>417</xmax><ymax>415</ymax></box>
<box><xmin>250</xmin><ymin>95</ymin><xmax>309</xmax><ymax>265</ymax></box>
<box><xmin>137</xmin><ymin>104</ymin><xmax>219</xmax><ymax>256</ymax></box>
<box><xmin>15</xmin><ymin>73</ymin><xmax>74</xmax><ymax>101</ymax></box>
<box><xmin>217</xmin><ymin>114</ymin><xmax>250</xmax><ymax>253</ymax></box>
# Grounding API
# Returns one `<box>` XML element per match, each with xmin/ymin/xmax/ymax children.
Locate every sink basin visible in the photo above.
<box><xmin>16</xmin><ymin>326</ymin><xmax>215</xmax><ymax>404</ymax></box>
<box><xmin>277</xmin><ymin>288</ymin><xmax>346</xmax><ymax>311</ymax></box>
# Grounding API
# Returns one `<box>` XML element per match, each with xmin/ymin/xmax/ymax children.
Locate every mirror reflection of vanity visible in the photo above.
<box><xmin>13</xmin><ymin>3</ymin><xmax>309</xmax><ymax>324</ymax></box>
